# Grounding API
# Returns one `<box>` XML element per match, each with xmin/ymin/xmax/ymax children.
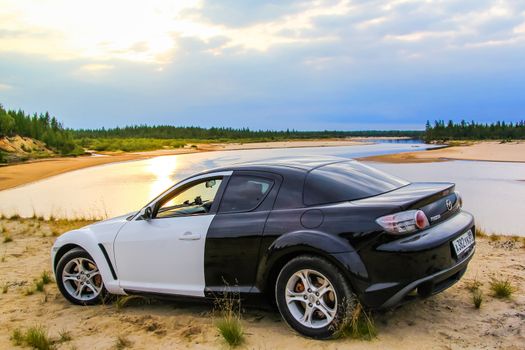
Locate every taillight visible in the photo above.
<box><xmin>455</xmin><ymin>191</ymin><xmax>463</xmax><ymax>208</ymax></box>
<box><xmin>376</xmin><ymin>210</ymin><xmax>429</xmax><ymax>235</ymax></box>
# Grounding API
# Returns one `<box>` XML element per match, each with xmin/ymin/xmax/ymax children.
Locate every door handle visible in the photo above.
<box><xmin>179</xmin><ymin>231</ymin><xmax>201</xmax><ymax>240</ymax></box>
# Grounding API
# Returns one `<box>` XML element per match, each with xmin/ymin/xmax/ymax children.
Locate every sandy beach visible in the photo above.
<box><xmin>360</xmin><ymin>141</ymin><xmax>525</xmax><ymax>163</ymax></box>
<box><xmin>0</xmin><ymin>218</ymin><xmax>523</xmax><ymax>349</ymax></box>
<box><xmin>0</xmin><ymin>139</ymin><xmax>365</xmax><ymax>191</ymax></box>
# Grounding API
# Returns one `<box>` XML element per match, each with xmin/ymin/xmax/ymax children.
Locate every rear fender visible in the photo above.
<box><xmin>255</xmin><ymin>230</ymin><xmax>368</xmax><ymax>294</ymax></box>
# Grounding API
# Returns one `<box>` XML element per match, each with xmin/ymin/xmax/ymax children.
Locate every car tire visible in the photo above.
<box><xmin>56</xmin><ymin>248</ymin><xmax>107</xmax><ymax>305</ymax></box>
<box><xmin>275</xmin><ymin>255</ymin><xmax>355</xmax><ymax>339</ymax></box>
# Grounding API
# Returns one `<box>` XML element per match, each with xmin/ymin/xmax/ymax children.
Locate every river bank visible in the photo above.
<box><xmin>0</xmin><ymin>139</ymin><xmax>365</xmax><ymax>191</ymax></box>
<box><xmin>360</xmin><ymin>141</ymin><xmax>525</xmax><ymax>163</ymax></box>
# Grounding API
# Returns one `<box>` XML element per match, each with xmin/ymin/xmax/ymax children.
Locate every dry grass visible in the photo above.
<box><xmin>3</xmin><ymin>230</ymin><xmax>12</xmax><ymax>243</ymax></box>
<box><xmin>114</xmin><ymin>294</ymin><xmax>150</xmax><ymax>310</ymax></box>
<box><xmin>114</xmin><ymin>335</ymin><xmax>132</xmax><ymax>349</ymax></box>
<box><xmin>11</xmin><ymin>326</ymin><xmax>52</xmax><ymax>350</ymax></box>
<box><xmin>333</xmin><ymin>301</ymin><xmax>377</xmax><ymax>340</ymax></box>
<box><xmin>214</xmin><ymin>292</ymin><xmax>244</xmax><ymax>347</ymax></box>
<box><xmin>472</xmin><ymin>289</ymin><xmax>483</xmax><ymax>309</ymax></box>
<box><xmin>475</xmin><ymin>227</ymin><xmax>488</xmax><ymax>238</ymax></box>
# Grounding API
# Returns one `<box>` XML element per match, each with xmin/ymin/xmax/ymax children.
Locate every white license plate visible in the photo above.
<box><xmin>452</xmin><ymin>229</ymin><xmax>474</xmax><ymax>256</ymax></box>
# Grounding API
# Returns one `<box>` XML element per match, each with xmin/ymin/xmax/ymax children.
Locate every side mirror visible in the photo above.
<box><xmin>140</xmin><ymin>206</ymin><xmax>153</xmax><ymax>221</ymax></box>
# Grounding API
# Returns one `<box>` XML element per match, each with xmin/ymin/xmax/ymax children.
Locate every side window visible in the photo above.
<box><xmin>219</xmin><ymin>175</ymin><xmax>274</xmax><ymax>213</ymax></box>
<box><xmin>156</xmin><ymin>178</ymin><xmax>222</xmax><ymax>218</ymax></box>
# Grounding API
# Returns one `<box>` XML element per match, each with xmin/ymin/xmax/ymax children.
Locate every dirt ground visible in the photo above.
<box><xmin>0</xmin><ymin>218</ymin><xmax>524</xmax><ymax>349</ymax></box>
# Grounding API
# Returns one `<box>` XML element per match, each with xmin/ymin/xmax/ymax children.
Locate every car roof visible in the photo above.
<box><xmin>201</xmin><ymin>156</ymin><xmax>352</xmax><ymax>175</ymax></box>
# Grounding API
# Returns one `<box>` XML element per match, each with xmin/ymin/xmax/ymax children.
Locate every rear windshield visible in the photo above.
<box><xmin>303</xmin><ymin>161</ymin><xmax>409</xmax><ymax>205</ymax></box>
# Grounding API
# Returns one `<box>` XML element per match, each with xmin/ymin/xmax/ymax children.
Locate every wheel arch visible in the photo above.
<box><xmin>256</xmin><ymin>230</ymin><xmax>368</xmax><ymax>298</ymax></box>
<box><xmin>52</xmin><ymin>229</ymin><xmax>123</xmax><ymax>294</ymax></box>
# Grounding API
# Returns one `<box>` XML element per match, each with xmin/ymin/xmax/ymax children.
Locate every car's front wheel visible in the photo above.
<box><xmin>56</xmin><ymin>248</ymin><xmax>106</xmax><ymax>305</ymax></box>
<box><xmin>275</xmin><ymin>255</ymin><xmax>355</xmax><ymax>339</ymax></box>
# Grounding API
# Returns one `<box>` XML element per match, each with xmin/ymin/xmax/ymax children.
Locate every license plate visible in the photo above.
<box><xmin>452</xmin><ymin>229</ymin><xmax>474</xmax><ymax>256</ymax></box>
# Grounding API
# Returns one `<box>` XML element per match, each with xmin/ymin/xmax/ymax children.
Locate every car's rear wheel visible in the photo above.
<box><xmin>275</xmin><ymin>255</ymin><xmax>355</xmax><ymax>339</ymax></box>
<box><xmin>56</xmin><ymin>248</ymin><xmax>106</xmax><ymax>305</ymax></box>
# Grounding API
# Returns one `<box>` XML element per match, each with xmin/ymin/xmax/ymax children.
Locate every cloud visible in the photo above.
<box><xmin>79</xmin><ymin>64</ymin><xmax>114</xmax><ymax>72</ymax></box>
<box><xmin>0</xmin><ymin>83</ymin><xmax>13</xmax><ymax>91</ymax></box>
<box><xmin>1</xmin><ymin>1</ymin><xmax>525</xmax><ymax>130</ymax></box>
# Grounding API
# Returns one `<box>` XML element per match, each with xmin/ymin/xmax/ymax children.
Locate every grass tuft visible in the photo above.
<box><xmin>472</xmin><ymin>289</ymin><xmax>483</xmax><ymax>309</ymax></box>
<box><xmin>489</xmin><ymin>234</ymin><xmax>500</xmax><ymax>242</ymax></box>
<box><xmin>214</xmin><ymin>291</ymin><xmax>244</xmax><ymax>347</ymax></box>
<box><xmin>58</xmin><ymin>329</ymin><xmax>72</xmax><ymax>343</ymax></box>
<box><xmin>11</xmin><ymin>326</ymin><xmax>52</xmax><ymax>350</ymax></box>
<box><xmin>490</xmin><ymin>277</ymin><xmax>515</xmax><ymax>299</ymax></box>
<box><xmin>11</xmin><ymin>329</ymin><xmax>24</xmax><ymax>346</ymax></box>
<box><xmin>35</xmin><ymin>279</ymin><xmax>45</xmax><ymax>292</ymax></box>
<box><xmin>3</xmin><ymin>231</ymin><xmax>13</xmax><ymax>243</ymax></box>
<box><xmin>475</xmin><ymin>227</ymin><xmax>488</xmax><ymax>238</ymax></box>
<box><xmin>465</xmin><ymin>277</ymin><xmax>482</xmax><ymax>292</ymax></box>
<box><xmin>114</xmin><ymin>335</ymin><xmax>132</xmax><ymax>349</ymax></box>
<box><xmin>333</xmin><ymin>301</ymin><xmax>377</xmax><ymax>340</ymax></box>
<box><xmin>40</xmin><ymin>271</ymin><xmax>52</xmax><ymax>285</ymax></box>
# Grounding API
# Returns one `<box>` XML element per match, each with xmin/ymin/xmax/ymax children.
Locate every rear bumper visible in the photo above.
<box><xmin>356</xmin><ymin>210</ymin><xmax>475</xmax><ymax>309</ymax></box>
<box><xmin>379</xmin><ymin>245</ymin><xmax>474</xmax><ymax>308</ymax></box>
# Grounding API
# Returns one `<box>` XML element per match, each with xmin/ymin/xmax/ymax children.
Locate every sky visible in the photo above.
<box><xmin>1</xmin><ymin>0</ymin><xmax>525</xmax><ymax>130</ymax></box>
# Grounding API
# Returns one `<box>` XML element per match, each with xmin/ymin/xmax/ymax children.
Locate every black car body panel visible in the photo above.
<box><xmin>198</xmin><ymin>158</ymin><xmax>475</xmax><ymax>309</ymax></box>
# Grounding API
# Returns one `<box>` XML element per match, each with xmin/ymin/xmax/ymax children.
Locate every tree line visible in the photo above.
<box><xmin>0</xmin><ymin>104</ymin><xmax>80</xmax><ymax>155</ymax></box>
<box><xmin>425</xmin><ymin>120</ymin><xmax>525</xmax><ymax>141</ymax></box>
<box><xmin>71</xmin><ymin>125</ymin><xmax>423</xmax><ymax>140</ymax></box>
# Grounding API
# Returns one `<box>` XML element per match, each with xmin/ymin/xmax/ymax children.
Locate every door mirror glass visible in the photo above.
<box><xmin>205</xmin><ymin>179</ymin><xmax>217</xmax><ymax>188</ymax></box>
<box><xmin>140</xmin><ymin>206</ymin><xmax>153</xmax><ymax>220</ymax></box>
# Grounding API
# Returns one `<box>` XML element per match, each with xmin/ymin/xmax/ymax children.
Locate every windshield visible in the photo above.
<box><xmin>303</xmin><ymin>161</ymin><xmax>409</xmax><ymax>205</ymax></box>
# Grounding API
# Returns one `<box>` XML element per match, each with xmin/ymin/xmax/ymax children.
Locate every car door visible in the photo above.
<box><xmin>113</xmin><ymin>171</ymin><xmax>231</xmax><ymax>297</ymax></box>
<box><xmin>204</xmin><ymin>171</ymin><xmax>282</xmax><ymax>294</ymax></box>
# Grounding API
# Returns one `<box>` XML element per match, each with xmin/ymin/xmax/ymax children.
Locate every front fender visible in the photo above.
<box><xmin>255</xmin><ymin>230</ymin><xmax>368</xmax><ymax>294</ymax></box>
<box><xmin>51</xmin><ymin>227</ymin><xmax>124</xmax><ymax>295</ymax></box>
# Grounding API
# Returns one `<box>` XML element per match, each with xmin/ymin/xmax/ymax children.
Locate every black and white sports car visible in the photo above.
<box><xmin>52</xmin><ymin>158</ymin><xmax>475</xmax><ymax>338</ymax></box>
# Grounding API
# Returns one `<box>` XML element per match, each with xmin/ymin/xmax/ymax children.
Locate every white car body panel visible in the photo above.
<box><xmin>51</xmin><ymin>213</ymin><xmax>132</xmax><ymax>295</ymax></box>
<box><xmin>51</xmin><ymin>171</ymin><xmax>232</xmax><ymax>298</ymax></box>
<box><xmin>114</xmin><ymin>214</ymin><xmax>215</xmax><ymax>296</ymax></box>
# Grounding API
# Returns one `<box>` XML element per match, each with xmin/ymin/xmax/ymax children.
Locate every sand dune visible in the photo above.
<box><xmin>0</xmin><ymin>218</ymin><xmax>523</xmax><ymax>349</ymax></box>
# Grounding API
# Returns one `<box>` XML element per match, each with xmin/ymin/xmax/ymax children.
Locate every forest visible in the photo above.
<box><xmin>2</xmin><ymin>102</ymin><xmax>525</xmax><ymax>158</ymax></box>
<box><xmin>424</xmin><ymin>120</ymin><xmax>525</xmax><ymax>141</ymax></box>
<box><xmin>72</xmin><ymin>125</ymin><xmax>422</xmax><ymax>141</ymax></box>
<box><xmin>0</xmin><ymin>104</ymin><xmax>81</xmax><ymax>155</ymax></box>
